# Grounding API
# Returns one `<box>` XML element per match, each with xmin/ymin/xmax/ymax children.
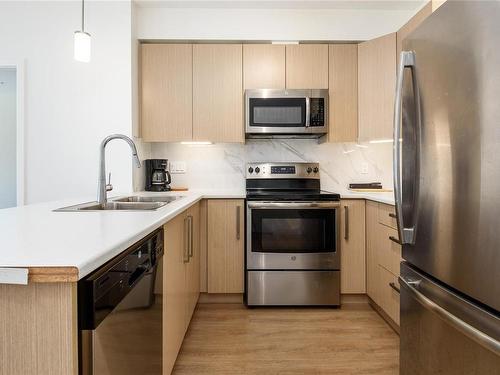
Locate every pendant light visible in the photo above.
<box><xmin>74</xmin><ymin>0</ymin><xmax>91</xmax><ymax>62</ymax></box>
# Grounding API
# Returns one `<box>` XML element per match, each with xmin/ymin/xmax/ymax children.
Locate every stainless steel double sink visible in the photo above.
<box><xmin>54</xmin><ymin>195</ymin><xmax>184</xmax><ymax>212</ymax></box>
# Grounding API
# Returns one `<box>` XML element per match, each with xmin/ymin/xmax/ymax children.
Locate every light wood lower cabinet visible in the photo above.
<box><xmin>207</xmin><ymin>199</ymin><xmax>245</xmax><ymax>293</ymax></box>
<box><xmin>163</xmin><ymin>203</ymin><xmax>200</xmax><ymax>374</ymax></box>
<box><xmin>366</xmin><ymin>201</ymin><xmax>401</xmax><ymax>328</ymax></box>
<box><xmin>340</xmin><ymin>199</ymin><xmax>366</xmax><ymax>294</ymax></box>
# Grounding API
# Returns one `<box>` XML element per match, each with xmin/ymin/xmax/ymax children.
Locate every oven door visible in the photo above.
<box><xmin>246</xmin><ymin>201</ymin><xmax>340</xmax><ymax>270</ymax></box>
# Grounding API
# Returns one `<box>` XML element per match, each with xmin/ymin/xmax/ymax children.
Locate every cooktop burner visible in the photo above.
<box><xmin>246</xmin><ymin>162</ymin><xmax>340</xmax><ymax>201</ymax></box>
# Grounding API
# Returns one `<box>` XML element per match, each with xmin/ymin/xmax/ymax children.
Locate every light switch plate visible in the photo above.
<box><xmin>170</xmin><ymin>161</ymin><xmax>187</xmax><ymax>174</ymax></box>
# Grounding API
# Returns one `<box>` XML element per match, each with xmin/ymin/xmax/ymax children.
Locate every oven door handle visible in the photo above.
<box><xmin>247</xmin><ymin>202</ymin><xmax>340</xmax><ymax>209</ymax></box>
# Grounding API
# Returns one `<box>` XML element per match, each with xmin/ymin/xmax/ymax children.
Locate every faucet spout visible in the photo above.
<box><xmin>97</xmin><ymin>134</ymin><xmax>141</xmax><ymax>205</ymax></box>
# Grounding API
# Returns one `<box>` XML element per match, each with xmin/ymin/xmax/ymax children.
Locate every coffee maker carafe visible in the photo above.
<box><xmin>145</xmin><ymin>159</ymin><xmax>171</xmax><ymax>191</ymax></box>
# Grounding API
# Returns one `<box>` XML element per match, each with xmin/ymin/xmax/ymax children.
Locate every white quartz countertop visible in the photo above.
<box><xmin>0</xmin><ymin>189</ymin><xmax>393</xmax><ymax>282</ymax></box>
<box><xmin>340</xmin><ymin>191</ymin><xmax>395</xmax><ymax>206</ymax></box>
<box><xmin>0</xmin><ymin>190</ymin><xmax>245</xmax><ymax>281</ymax></box>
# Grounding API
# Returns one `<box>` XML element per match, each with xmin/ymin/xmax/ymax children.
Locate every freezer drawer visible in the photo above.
<box><xmin>400</xmin><ymin>263</ymin><xmax>500</xmax><ymax>375</ymax></box>
<box><xmin>247</xmin><ymin>270</ymin><xmax>340</xmax><ymax>306</ymax></box>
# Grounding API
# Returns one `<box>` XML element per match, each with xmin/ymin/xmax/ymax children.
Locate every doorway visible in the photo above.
<box><xmin>0</xmin><ymin>65</ymin><xmax>23</xmax><ymax>208</ymax></box>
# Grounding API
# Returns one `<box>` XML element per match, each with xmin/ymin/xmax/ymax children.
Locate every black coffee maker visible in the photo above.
<box><xmin>145</xmin><ymin>159</ymin><xmax>171</xmax><ymax>191</ymax></box>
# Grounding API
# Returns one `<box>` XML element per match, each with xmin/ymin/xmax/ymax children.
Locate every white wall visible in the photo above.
<box><xmin>0</xmin><ymin>1</ymin><xmax>135</xmax><ymax>204</ymax></box>
<box><xmin>136</xmin><ymin>4</ymin><xmax>423</xmax><ymax>41</ymax></box>
<box><xmin>0</xmin><ymin>68</ymin><xmax>17</xmax><ymax>208</ymax></box>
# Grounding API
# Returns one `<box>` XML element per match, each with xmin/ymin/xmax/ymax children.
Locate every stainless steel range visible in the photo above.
<box><xmin>245</xmin><ymin>162</ymin><xmax>340</xmax><ymax>306</ymax></box>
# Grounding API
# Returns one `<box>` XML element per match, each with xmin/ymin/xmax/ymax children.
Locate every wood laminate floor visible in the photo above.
<box><xmin>172</xmin><ymin>303</ymin><xmax>399</xmax><ymax>375</ymax></box>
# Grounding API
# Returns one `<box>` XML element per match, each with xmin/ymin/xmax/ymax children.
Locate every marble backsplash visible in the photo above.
<box><xmin>147</xmin><ymin>140</ymin><xmax>393</xmax><ymax>194</ymax></box>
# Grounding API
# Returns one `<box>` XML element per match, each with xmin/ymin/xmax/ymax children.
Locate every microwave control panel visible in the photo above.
<box><xmin>309</xmin><ymin>98</ymin><xmax>325</xmax><ymax>126</ymax></box>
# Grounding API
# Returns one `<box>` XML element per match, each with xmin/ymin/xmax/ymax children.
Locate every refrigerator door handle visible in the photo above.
<box><xmin>399</xmin><ymin>276</ymin><xmax>500</xmax><ymax>356</ymax></box>
<box><xmin>393</xmin><ymin>50</ymin><xmax>420</xmax><ymax>245</ymax></box>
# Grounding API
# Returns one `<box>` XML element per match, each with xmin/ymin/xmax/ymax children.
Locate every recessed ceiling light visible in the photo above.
<box><xmin>271</xmin><ymin>41</ymin><xmax>299</xmax><ymax>45</ymax></box>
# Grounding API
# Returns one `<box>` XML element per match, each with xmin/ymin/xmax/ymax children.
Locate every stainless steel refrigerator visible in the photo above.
<box><xmin>394</xmin><ymin>1</ymin><xmax>500</xmax><ymax>373</ymax></box>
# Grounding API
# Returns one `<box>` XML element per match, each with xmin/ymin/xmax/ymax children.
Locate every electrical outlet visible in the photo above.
<box><xmin>170</xmin><ymin>161</ymin><xmax>187</xmax><ymax>174</ymax></box>
<box><xmin>361</xmin><ymin>163</ymin><xmax>369</xmax><ymax>174</ymax></box>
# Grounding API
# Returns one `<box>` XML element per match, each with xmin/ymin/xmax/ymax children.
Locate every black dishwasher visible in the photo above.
<box><xmin>78</xmin><ymin>228</ymin><xmax>164</xmax><ymax>375</ymax></box>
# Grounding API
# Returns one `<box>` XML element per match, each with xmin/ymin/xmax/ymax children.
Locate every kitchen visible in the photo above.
<box><xmin>0</xmin><ymin>0</ymin><xmax>499</xmax><ymax>374</ymax></box>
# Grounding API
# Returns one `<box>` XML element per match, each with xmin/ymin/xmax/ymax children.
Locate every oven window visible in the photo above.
<box><xmin>251</xmin><ymin>209</ymin><xmax>336</xmax><ymax>253</ymax></box>
<box><xmin>249</xmin><ymin>98</ymin><xmax>306</xmax><ymax>127</ymax></box>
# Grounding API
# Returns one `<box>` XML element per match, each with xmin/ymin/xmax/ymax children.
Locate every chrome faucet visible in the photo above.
<box><xmin>97</xmin><ymin>134</ymin><xmax>141</xmax><ymax>205</ymax></box>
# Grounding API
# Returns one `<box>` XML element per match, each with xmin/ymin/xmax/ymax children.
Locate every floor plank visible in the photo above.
<box><xmin>173</xmin><ymin>303</ymin><xmax>399</xmax><ymax>374</ymax></box>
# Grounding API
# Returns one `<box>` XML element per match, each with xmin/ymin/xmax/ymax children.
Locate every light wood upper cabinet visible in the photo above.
<box><xmin>193</xmin><ymin>44</ymin><xmax>244</xmax><ymax>143</ymax></box>
<box><xmin>397</xmin><ymin>2</ymin><xmax>432</xmax><ymax>64</ymax></box>
<box><xmin>328</xmin><ymin>44</ymin><xmax>358</xmax><ymax>142</ymax></box>
<box><xmin>285</xmin><ymin>44</ymin><xmax>329</xmax><ymax>89</ymax></box>
<box><xmin>243</xmin><ymin>44</ymin><xmax>286</xmax><ymax>89</ymax></box>
<box><xmin>141</xmin><ymin>44</ymin><xmax>193</xmax><ymax>142</ymax></box>
<box><xmin>207</xmin><ymin>199</ymin><xmax>245</xmax><ymax>293</ymax></box>
<box><xmin>358</xmin><ymin>33</ymin><xmax>397</xmax><ymax>141</ymax></box>
<box><xmin>340</xmin><ymin>200</ymin><xmax>366</xmax><ymax>294</ymax></box>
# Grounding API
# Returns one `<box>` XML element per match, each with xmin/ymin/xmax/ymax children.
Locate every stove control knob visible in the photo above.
<box><xmin>255</xmin><ymin>167</ymin><xmax>260</xmax><ymax>174</ymax></box>
<box><xmin>313</xmin><ymin>167</ymin><xmax>319</xmax><ymax>173</ymax></box>
<box><xmin>306</xmin><ymin>167</ymin><xmax>312</xmax><ymax>174</ymax></box>
<box><xmin>248</xmin><ymin>167</ymin><xmax>254</xmax><ymax>174</ymax></box>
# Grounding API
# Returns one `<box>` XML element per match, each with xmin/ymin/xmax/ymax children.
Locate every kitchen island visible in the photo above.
<box><xmin>0</xmin><ymin>190</ymin><xmax>394</xmax><ymax>375</ymax></box>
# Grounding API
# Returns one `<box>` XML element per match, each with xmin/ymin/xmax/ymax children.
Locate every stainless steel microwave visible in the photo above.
<box><xmin>245</xmin><ymin>89</ymin><xmax>328</xmax><ymax>138</ymax></box>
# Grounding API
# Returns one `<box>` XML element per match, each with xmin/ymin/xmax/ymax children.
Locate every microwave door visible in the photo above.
<box><xmin>247</xmin><ymin>97</ymin><xmax>307</xmax><ymax>134</ymax></box>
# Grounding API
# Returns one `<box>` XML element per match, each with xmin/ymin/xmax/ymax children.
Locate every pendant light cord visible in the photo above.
<box><xmin>81</xmin><ymin>0</ymin><xmax>85</xmax><ymax>32</ymax></box>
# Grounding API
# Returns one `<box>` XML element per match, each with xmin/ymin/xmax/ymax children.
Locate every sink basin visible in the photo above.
<box><xmin>112</xmin><ymin>195</ymin><xmax>184</xmax><ymax>203</ymax></box>
<box><xmin>54</xmin><ymin>201</ymin><xmax>167</xmax><ymax>212</ymax></box>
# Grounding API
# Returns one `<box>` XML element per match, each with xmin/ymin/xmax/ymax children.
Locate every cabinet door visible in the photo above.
<box><xmin>163</xmin><ymin>214</ymin><xmax>188</xmax><ymax>375</ymax></box>
<box><xmin>243</xmin><ymin>44</ymin><xmax>285</xmax><ymax>89</ymax></box>
<box><xmin>365</xmin><ymin>200</ymin><xmax>380</xmax><ymax>303</ymax></box>
<box><xmin>285</xmin><ymin>44</ymin><xmax>329</xmax><ymax>89</ymax></box>
<box><xmin>328</xmin><ymin>44</ymin><xmax>358</xmax><ymax>142</ymax></box>
<box><xmin>340</xmin><ymin>200</ymin><xmax>366</xmax><ymax>293</ymax></box>
<box><xmin>185</xmin><ymin>203</ymin><xmax>200</xmax><ymax>325</ymax></box>
<box><xmin>358</xmin><ymin>33</ymin><xmax>397</xmax><ymax>141</ymax></box>
<box><xmin>193</xmin><ymin>44</ymin><xmax>243</xmax><ymax>143</ymax></box>
<box><xmin>397</xmin><ymin>3</ymin><xmax>432</xmax><ymax>65</ymax></box>
<box><xmin>207</xmin><ymin>199</ymin><xmax>245</xmax><ymax>293</ymax></box>
<box><xmin>141</xmin><ymin>44</ymin><xmax>193</xmax><ymax>142</ymax></box>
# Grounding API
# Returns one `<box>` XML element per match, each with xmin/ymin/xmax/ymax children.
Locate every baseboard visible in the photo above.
<box><xmin>198</xmin><ymin>293</ymin><xmax>243</xmax><ymax>304</ymax></box>
<box><xmin>368</xmin><ymin>297</ymin><xmax>400</xmax><ymax>335</ymax></box>
<box><xmin>341</xmin><ymin>294</ymin><xmax>369</xmax><ymax>304</ymax></box>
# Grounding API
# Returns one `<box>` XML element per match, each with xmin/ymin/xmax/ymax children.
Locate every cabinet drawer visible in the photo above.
<box><xmin>378</xmin><ymin>203</ymin><xmax>397</xmax><ymax>229</ymax></box>
<box><xmin>378</xmin><ymin>265</ymin><xmax>400</xmax><ymax>325</ymax></box>
<box><xmin>378</xmin><ymin>225</ymin><xmax>402</xmax><ymax>276</ymax></box>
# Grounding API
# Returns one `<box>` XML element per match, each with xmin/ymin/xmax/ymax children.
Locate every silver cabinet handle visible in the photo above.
<box><xmin>389</xmin><ymin>282</ymin><xmax>400</xmax><ymax>294</ymax></box>
<box><xmin>399</xmin><ymin>276</ymin><xmax>500</xmax><ymax>356</ymax></box>
<box><xmin>183</xmin><ymin>217</ymin><xmax>189</xmax><ymax>263</ymax></box>
<box><xmin>188</xmin><ymin>215</ymin><xmax>193</xmax><ymax>258</ymax></box>
<box><xmin>393</xmin><ymin>50</ymin><xmax>420</xmax><ymax>245</ymax></box>
<box><xmin>236</xmin><ymin>205</ymin><xmax>241</xmax><ymax>240</ymax></box>
<box><xmin>344</xmin><ymin>205</ymin><xmax>349</xmax><ymax>241</ymax></box>
<box><xmin>305</xmin><ymin>97</ymin><xmax>311</xmax><ymax>127</ymax></box>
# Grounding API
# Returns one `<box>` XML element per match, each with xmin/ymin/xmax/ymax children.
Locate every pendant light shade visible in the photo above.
<box><xmin>74</xmin><ymin>31</ymin><xmax>91</xmax><ymax>62</ymax></box>
<box><xmin>74</xmin><ymin>0</ymin><xmax>91</xmax><ymax>62</ymax></box>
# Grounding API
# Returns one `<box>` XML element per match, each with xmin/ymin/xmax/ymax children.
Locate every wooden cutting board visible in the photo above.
<box><xmin>170</xmin><ymin>187</ymin><xmax>189</xmax><ymax>191</ymax></box>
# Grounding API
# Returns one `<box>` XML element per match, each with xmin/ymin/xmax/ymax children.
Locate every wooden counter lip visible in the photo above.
<box><xmin>24</xmin><ymin>266</ymin><xmax>79</xmax><ymax>283</ymax></box>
